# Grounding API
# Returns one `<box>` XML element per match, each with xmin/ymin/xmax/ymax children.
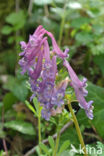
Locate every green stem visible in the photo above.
<box><xmin>58</xmin><ymin>15</ymin><xmax>65</xmax><ymax>46</ymax></box>
<box><xmin>38</xmin><ymin>114</ymin><xmax>41</xmax><ymax>144</ymax></box>
<box><xmin>53</xmin><ymin>131</ymin><xmax>60</xmax><ymax>156</ymax></box>
<box><xmin>38</xmin><ymin>103</ymin><xmax>41</xmax><ymax>153</ymax></box>
<box><xmin>58</xmin><ymin>0</ymin><xmax>68</xmax><ymax>46</ymax></box>
<box><xmin>68</xmin><ymin>101</ymin><xmax>88</xmax><ymax>156</ymax></box>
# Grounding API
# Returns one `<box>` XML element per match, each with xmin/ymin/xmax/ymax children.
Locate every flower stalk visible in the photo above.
<box><xmin>67</xmin><ymin>100</ymin><xmax>88</xmax><ymax>156</ymax></box>
<box><xmin>52</xmin><ymin>131</ymin><xmax>60</xmax><ymax>156</ymax></box>
<box><xmin>52</xmin><ymin>115</ymin><xmax>62</xmax><ymax>156</ymax></box>
<box><xmin>58</xmin><ymin>15</ymin><xmax>65</xmax><ymax>46</ymax></box>
<box><xmin>38</xmin><ymin>102</ymin><xmax>41</xmax><ymax>153</ymax></box>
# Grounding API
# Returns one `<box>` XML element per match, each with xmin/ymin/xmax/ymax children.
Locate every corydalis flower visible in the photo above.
<box><xmin>46</xmin><ymin>31</ymin><xmax>69</xmax><ymax>58</ymax></box>
<box><xmin>19</xmin><ymin>25</ymin><xmax>93</xmax><ymax>121</ymax></box>
<box><xmin>63</xmin><ymin>59</ymin><xmax>94</xmax><ymax>120</ymax></box>
<box><xmin>19</xmin><ymin>26</ymin><xmax>68</xmax><ymax>120</ymax></box>
<box><xmin>19</xmin><ymin>25</ymin><xmax>46</xmax><ymax>76</ymax></box>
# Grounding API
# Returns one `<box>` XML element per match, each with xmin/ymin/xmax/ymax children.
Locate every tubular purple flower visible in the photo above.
<box><xmin>19</xmin><ymin>26</ymin><xmax>47</xmax><ymax>75</ymax></box>
<box><xmin>43</xmin><ymin>40</ymin><xmax>50</xmax><ymax>62</ymax></box>
<box><xmin>63</xmin><ymin>59</ymin><xmax>94</xmax><ymax>120</ymax></box>
<box><xmin>46</xmin><ymin>31</ymin><xmax>69</xmax><ymax>58</ymax></box>
<box><xmin>28</xmin><ymin>48</ymin><xmax>44</xmax><ymax>81</ymax></box>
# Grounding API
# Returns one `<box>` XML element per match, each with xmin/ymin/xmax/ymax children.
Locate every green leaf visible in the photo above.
<box><xmin>90</xmin><ymin>44</ymin><xmax>104</xmax><ymax>55</ymax></box>
<box><xmin>75</xmin><ymin>32</ymin><xmax>93</xmax><ymax>44</ymax></box>
<box><xmin>3</xmin><ymin>92</ymin><xmax>17</xmax><ymax>111</ymax></box>
<box><xmin>94</xmin><ymin>54</ymin><xmax>104</xmax><ymax>75</ymax></box>
<box><xmin>34</xmin><ymin>0</ymin><xmax>52</xmax><ymax>5</ymax></box>
<box><xmin>60</xmin><ymin>150</ymin><xmax>72</xmax><ymax>156</ymax></box>
<box><xmin>0</xmin><ymin>150</ymin><xmax>4</xmax><ymax>156</ymax></box>
<box><xmin>3</xmin><ymin>51</ymin><xmax>16</xmax><ymax>74</ymax></box>
<box><xmin>48</xmin><ymin>136</ymin><xmax>55</xmax><ymax>150</ymax></box>
<box><xmin>5</xmin><ymin>10</ymin><xmax>26</xmax><ymax>29</ymax></box>
<box><xmin>7</xmin><ymin>36</ymin><xmax>15</xmax><ymax>44</ymax></box>
<box><xmin>33</xmin><ymin>97</ymin><xmax>39</xmax><ymax>113</ymax></box>
<box><xmin>60</xmin><ymin>127</ymin><xmax>79</xmax><ymax>148</ymax></box>
<box><xmin>1</xmin><ymin>25</ymin><xmax>13</xmax><ymax>35</ymax></box>
<box><xmin>71</xmin><ymin>17</ymin><xmax>91</xmax><ymax>29</ymax></box>
<box><xmin>25</xmin><ymin>100</ymin><xmax>37</xmax><ymax>116</ymax></box>
<box><xmin>4</xmin><ymin>76</ymin><xmax>28</xmax><ymax>102</ymax></box>
<box><xmin>57</xmin><ymin>140</ymin><xmax>70</xmax><ymax>156</ymax></box>
<box><xmin>39</xmin><ymin>143</ymin><xmax>49</xmax><ymax>154</ymax></box>
<box><xmin>4</xmin><ymin>120</ymin><xmax>35</xmax><ymax>135</ymax></box>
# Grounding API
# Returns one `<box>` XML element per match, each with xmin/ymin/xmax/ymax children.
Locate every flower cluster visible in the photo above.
<box><xmin>19</xmin><ymin>25</ymin><xmax>94</xmax><ymax>120</ymax></box>
<box><xmin>19</xmin><ymin>25</ymin><xmax>68</xmax><ymax>120</ymax></box>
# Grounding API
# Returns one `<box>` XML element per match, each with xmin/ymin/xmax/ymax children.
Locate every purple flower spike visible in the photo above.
<box><xmin>19</xmin><ymin>25</ymin><xmax>94</xmax><ymax>120</ymax></box>
<box><xmin>63</xmin><ymin>59</ymin><xmax>94</xmax><ymax>120</ymax></box>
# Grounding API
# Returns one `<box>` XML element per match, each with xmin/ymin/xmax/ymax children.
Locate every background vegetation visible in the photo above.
<box><xmin>0</xmin><ymin>0</ymin><xmax>104</xmax><ymax>155</ymax></box>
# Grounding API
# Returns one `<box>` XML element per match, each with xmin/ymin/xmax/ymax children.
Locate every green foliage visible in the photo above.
<box><xmin>2</xmin><ymin>50</ymin><xmax>17</xmax><ymax>74</ymax></box>
<box><xmin>94</xmin><ymin>54</ymin><xmax>104</xmax><ymax>75</ymax></box>
<box><xmin>0</xmin><ymin>124</ymin><xmax>6</xmax><ymax>138</ymax></box>
<box><xmin>5</xmin><ymin>10</ymin><xmax>26</xmax><ymax>30</ymax></box>
<box><xmin>75</xmin><ymin>32</ymin><xmax>93</xmax><ymax>44</ymax></box>
<box><xmin>48</xmin><ymin>136</ymin><xmax>55</xmax><ymax>151</ymax></box>
<box><xmin>25</xmin><ymin>100</ymin><xmax>37</xmax><ymax>116</ymax></box>
<box><xmin>77</xmin><ymin>82</ymin><xmax>104</xmax><ymax>138</ymax></box>
<box><xmin>39</xmin><ymin>143</ymin><xmax>49</xmax><ymax>154</ymax></box>
<box><xmin>0</xmin><ymin>150</ymin><xmax>4</xmax><ymax>156</ymax></box>
<box><xmin>60</xmin><ymin>126</ymin><xmax>79</xmax><ymax>148</ymax></box>
<box><xmin>1</xmin><ymin>25</ymin><xmax>13</xmax><ymax>35</ymax></box>
<box><xmin>3</xmin><ymin>75</ymin><xmax>28</xmax><ymax>102</ymax></box>
<box><xmin>57</xmin><ymin>140</ymin><xmax>70</xmax><ymax>156</ymax></box>
<box><xmin>71</xmin><ymin>17</ymin><xmax>91</xmax><ymax>29</ymax></box>
<box><xmin>4</xmin><ymin>120</ymin><xmax>35</xmax><ymax>135</ymax></box>
<box><xmin>3</xmin><ymin>92</ymin><xmax>17</xmax><ymax>111</ymax></box>
<box><xmin>33</xmin><ymin>97</ymin><xmax>39</xmax><ymax>114</ymax></box>
<box><xmin>60</xmin><ymin>150</ymin><xmax>71</xmax><ymax>156</ymax></box>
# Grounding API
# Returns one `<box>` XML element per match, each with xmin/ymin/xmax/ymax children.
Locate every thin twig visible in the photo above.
<box><xmin>2</xmin><ymin>107</ymin><xmax>9</xmax><ymax>156</ymax></box>
<box><xmin>15</xmin><ymin>0</ymin><xmax>20</xmax><ymax>37</ymax></box>
<box><xmin>6</xmin><ymin>138</ymin><xmax>22</xmax><ymax>156</ymax></box>
<box><xmin>58</xmin><ymin>0</ymin><xmax>68</xmax><ymax>46</ymax></box>
<box><xmin>84</xmin><ymin>132</ymin><xmax>103</xmax><ymax>142</ymax></box>
<box><xmin>24</xmin><ymin>121</ymin><xmax>73</xmax><ymax>156</ymax></box>
<box><xmin>16</xmin><ymin>0</ymin><xmax>20</xmax><ymax>12</ymax></box>
<box><xmin>44</xmin><ymin>5</ymin><xmax>49</xmax><ymax>17</ymax></box>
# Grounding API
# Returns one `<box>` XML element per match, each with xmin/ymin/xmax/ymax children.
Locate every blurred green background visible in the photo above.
<box><xmin>0</xmin><ymin>0</ymin><xmax>104</xmax><ymax>155</ymax></box>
